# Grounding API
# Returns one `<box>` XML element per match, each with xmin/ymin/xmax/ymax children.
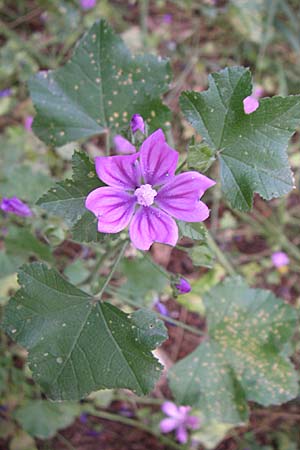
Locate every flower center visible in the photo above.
<box><xmin>135</xmin><ymin>184</ymin><xmax>157</xmax><ymax>207</ymax></box>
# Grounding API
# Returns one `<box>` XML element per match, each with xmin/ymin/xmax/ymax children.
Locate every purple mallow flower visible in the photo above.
<box><xmin>0</xmin><ymin>197</ymin><xmax>32</xmax><ymax>217</ymax></box>
<box><xmin>243</xmin><ymin>86</ymin><xmax>263</xmax><ymax>115</ymax></box>
<box><xmin>160</xmin><ymin>401</ymin><xmax>199</xmax><ymax>444</ymax></box>
<box><xmin>114</xmin><ymin>135</ymin><xmax>136</xmax><ymax>154</ymax></box>
<box><xmin>175</xmin><ymin>278</ymin><xmax>191</xmax><ymax>294</ymax></box>
<box><xmin>272</xmin><ymin>251</ymin><xmax>290</xmax><ymax>268</ymax></box>
<box><xmin>85</xmin><ymin>129</ymin><xmax>215</xmax><ymax>251</ymax></box>
<box><xmin>130</xmin><ymin>114</ymin><xmax>145</xmax><ymax>134</ymax></box>
<box><xmin>0</xmin><ymin>88</ymin><xmax>11</xmax><ymax>98</ymax></box>
<box><xmin>80</xmin><ymin>0</ymin><xmax>96</xmax><ymax>10</ymax></box>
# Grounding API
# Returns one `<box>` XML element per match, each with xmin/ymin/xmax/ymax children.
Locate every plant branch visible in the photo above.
<box><xmin>206</xmin><ymin>230</ymin><xmax>237</xmax><ymax>277</ymax></box>
<box><xmin>94</xmin><ymin>241</ymin><xmax>128</xmax><ymax>300</ymax></box>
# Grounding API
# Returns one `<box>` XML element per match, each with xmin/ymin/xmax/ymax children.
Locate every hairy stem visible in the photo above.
<box><xmin>206</xmin><ymin>230</ymin><xmax>237</xmax><ymax>277</ymax></box>
<box><xmin>94</xmin><ymin>241</ymin><xmax>128</xmax><ymax>300</ymax></box>
<box><xmin>89</xmin><ymin>409</ymin><xmax>187</xmax><ymax>450</ymax></box>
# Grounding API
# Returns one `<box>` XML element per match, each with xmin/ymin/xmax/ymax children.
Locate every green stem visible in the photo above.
<box><xmin>56</xmin><ymin>433</ymin><xmax>76</xmax><ymax>450</ymax></box>
<box><xmin>206</xmin><ymin>230</ymin><xmax>237</xmax><ymax>277</ymax></box>
<box><xmin>94</xmin><ymin>241</ymin><xmax>128</xmax><ymax>300</ymax></box>
<box><xmin>175</xmin><ymin>158</ymin><xmax>187</xmax><ymax>174</ymax></box>
<box><xmin>236</xmin><ymin>210</ymin><xmax>300</xmax><ymax>262</ymax></box>
<box><xmin>107</xmin><ymin>287</ymin><xmax>206</xmax><ymax>337</ymax></box>
<box><xmin>89</xmin><ymin>409</ymin><xmax>187</xmax><ymax>450</ymax></box>
<box><xmin>140</xmin><ymin>0</ymin><xmax>149</xmax><ymax>49</ymax></box>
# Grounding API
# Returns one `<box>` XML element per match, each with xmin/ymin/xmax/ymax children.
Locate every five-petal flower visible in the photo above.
<box><xmin>85</xmin><ymin>129</ymin><xmax>215</xmax><ymax>250</ymax></box>
<box><xmin>160</xmin><ymin>401</ymin><xmax>199</xmax><ymax>444</ymax></box>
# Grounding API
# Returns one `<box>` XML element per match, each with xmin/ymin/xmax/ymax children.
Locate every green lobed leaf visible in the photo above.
<box><xmin>37</xmin><ymin>151</ymin><xmax>103</xmax><ymax>241</ymax></box>
<box><xmin>14</xmin><ymin>400</ymin><xmax>80</xmax><ymax>439</ymax></box>
<box><xmin>3</xmin><ymin>262</ymin><xmax>167</xmax><ymax>400</ymax></box>
<box><xmin>29</xmin><ymin>20</ymin><xmax>171</xmax><ymax>147</ymax></box>
<box><xmin>169</xmin><ymin>278</ymin><xmax>298</xmax><ymax>424</ymax></box>
<box><xmin>180</xmin><ymin>66</ymin><xmax>300</xmax><ymax>210</ymax></box>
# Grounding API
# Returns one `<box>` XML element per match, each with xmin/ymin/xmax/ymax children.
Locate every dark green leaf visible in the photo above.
<box><xmin>180</xmin><ymin>66</ymin><xmax>300</xmax><ymax>210</ymax></box>
<box><xmin>169</xmin><ymin>278</ymin><xmax>298</xmax><ymax>423</ymax></box>
<box><xmin>37</xmin><ymin>151</ymin><xmax>103</xmax><ymax>241</ymax></box>
<box><xmin>29</xmin><ymin>20</ymin><xmax>171</xmax><ymax>147</ymax></box>
<box><xmin>3</xmin><ymin>263</ymin><xmax>167</xmax><ymax>400</ymax></box>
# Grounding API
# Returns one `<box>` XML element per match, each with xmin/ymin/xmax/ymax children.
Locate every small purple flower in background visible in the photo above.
<box><xmin>24</xmin><ymin>115</ymin><xmax>33</xmax><ymax>132</ymax></box>
<box><xmin>272</xmin><ymin>251</ymin><xmax>290</xmax><ymax>268</ymax></box>
<box><xmin>162</xmin><ymin>14</ymin><xmax>173</xmax><ymax>24</ymax></box>
<box><xmin>243</xmin><ymin>85</ymin><xmax>263</xmax><ymax>114</ymax></box>
<box><xmin>114</xmin><ymin>135</ymin><xmax>136</xmax><ymax>154</ymax></box>
<box><xmin>0</xmin><ymin>197</ymin><xmax>32</xmax><ymax>217</ymax></box>
<box><xmin>154</xmin><ymin>300</ymin><xmax>170</xmax><ymax>316</ymax></box>
<box><xmin>0</xmin><ymin>88</ymin><xmax>11</xmax><ymax>98</ymax></box>
<box><xmin>160</xmin><ymin>401</ymin><xmax>199</xmax><ymax>444</ymax></box>
<box><xmin>85</xmin><ymin>129</ymin><xmax>215</xmax><ymax>250</ymax></box>
<box><xmin>79</xmin><ymin>412</ymin><xmax>88</xmax><ymax>424</ymax></box>
<box><xmin>130</xmin><ymin>114</ymin><xmax>145</xmax><ymax>134</ymax></box>
<box><xmin>175</xmin><ymin>278</ymin><xmax>191</xmax><ymax>294</ymax></box>
<box><xmin>80</xmin><ymin>0</ymin><xmax>96</xmax><ymax>10</ymax></box>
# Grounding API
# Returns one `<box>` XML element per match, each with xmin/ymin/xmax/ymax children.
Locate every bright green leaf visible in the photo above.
<box><xmin>180</xmin><ymin>66</ymin><xmax>300</xmax><ymax>210</ymax></box>
<box><xmin>178</xmin><ymin>220</ymin><xmax>207</xmax><ymax>241</ymax></box>
<box><xmin>119</xmin><ymin>256</ymin><xmax>168</xmax><ymax>305</ymax></box>
<box><xmin>14</xmin><ymin>400</ymin><xmax>80</xmax><ymax>439</ymax></box>
<box><xmin>3</xmin><ymin>263</ymin><xmax>167</xmax><ymax>400</ymax></box>
<box><xmin>0</xmin><ymin>165</ymin><xmax>52</xmax><ymax>203</ymax></box>
<box><xmin>169</xmin><ymin>278</ymin><xmax>298</xmax><ymax>424</ymax></box>
<box><xmin>189</xmin><ymin>243</ymin><xmax>215</xmax><ymax>268</ymax></box>
<box><xmin>187</xmin><ymin>137</ymin><xmax>215</xmax><ymax>173</ymax></box>
<box><xmin>29</xmin><ymin>20</ymin><xmax>171</xmax><ymax>147</ymax></box>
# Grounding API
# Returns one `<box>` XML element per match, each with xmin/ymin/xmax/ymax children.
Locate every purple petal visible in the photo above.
<box><xmin>161</xmin><ymin>401</ymin><xmax>180</xmax><ymax>418</ymax></box>
<box><xmin>154</xmin><ymin>301</ymin><xmax>169</xmax><ymax>317</ymax></box>
<box><xmin>160</xmin><ymin>418</ymin><xmax>178</xmax><ymax>433</ymax></box>
<box><xmin>253</xmin><ymin>87</ymin><xmax>263</xmax><ymax>99</ymax></box>
<box><xmin>129</xmin><ymin>206</ymin><xmax>178</xmax><ymax>251</ymax></box>
<box><xmin>85</xmin><ymin>187</ymin><xmax>136</xmax><ymax>233</ymax></box>
<box><xmin>95</xmin><ymin>154</ymin><xmax>141</xmax><ymax>189</ymax></box>
<box><xmin>24</xmin><ymin>116</ymin><xmax>33</xmax><ymax>132</ymax></box>
<box><xmin>80</xmin><ymin>0</ymin><xmax>96</xmax><ymax>10</ymax></box>
<box><xmin>0</xmin><ymin>88</ymin><xmax>11</xmax><ymax>98</ymax></box>
<box><xmin>130</xmin><ymin>114</ymin><xmax>145</xmax><ymax>134</ymax></box>
<box><xmin>243</xmin><ymin>96</ymin><xmax>259</xmax><ymax>114</ymax></box>
<box><xmin>175</xmin><ymin>278</ymin><xmax>191</xmax><ymax>294</ymax></box>
<box><xmin>114</xmin><ymin>135</ymin><xmax>136</xmax><ymax>154</ymax></box>
<box><xmin>140</xmin><ymin>129</ymin><xmax>179</xmax><ymax>186</ymax></box>
<box><xmin>0</xmin><ymin>197</ymin><xmax>32</xmax><ymax>217</ymax></box>
<box><xmin>156</xmin><ymin>172</ymin><xmax>215</xmax><ymax>221</ymax></box>
<box><xmin>176</xmin><ymin>425</ymin><xmax>188</xmax><ymax>444</ymax></box>
<box><xmin>272</xmin><ymin>251</ymin><xmax>290</xmax><ymax>268</ymax></box>
<box><xmin>186</xmin><ymin>415</ymin><xmax>200</xmax><ymax>430</ymax></box>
